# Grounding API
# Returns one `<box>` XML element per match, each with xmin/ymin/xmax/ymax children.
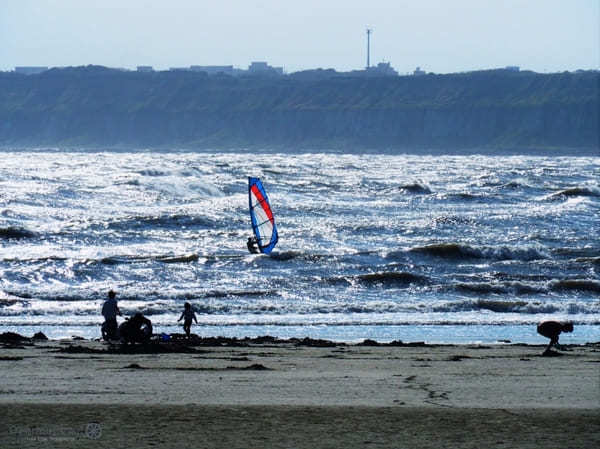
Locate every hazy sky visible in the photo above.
<box><xmin>1</xmin><ymin>0</ymin><xmax>598</xmax><ymax>74</ymax></box>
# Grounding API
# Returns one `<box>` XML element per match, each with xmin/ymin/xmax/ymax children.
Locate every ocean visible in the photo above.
<box><xmin>1</xmin><ymin>150</ymin><xmax>598</xmax><ymax>344</ymax></box>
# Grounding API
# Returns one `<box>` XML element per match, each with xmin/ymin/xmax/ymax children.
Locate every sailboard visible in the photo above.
<box><xmin>248</xmin><ymin>177</ymin><xmax>278</xmax><ymax>254</ymax></box>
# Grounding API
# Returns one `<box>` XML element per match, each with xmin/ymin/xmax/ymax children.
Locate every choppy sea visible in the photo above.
<box><xmin>1</xmin><ymin>150</ymin><xmax>598</xmax><ymax>344</ymax></box>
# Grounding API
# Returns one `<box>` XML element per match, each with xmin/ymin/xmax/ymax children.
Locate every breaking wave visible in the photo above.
<box><xmin>432</xmin><ymin>299</ymin><xmax>561</xmax><ymax>314</ymax></box>
<box><xmin>447</xmin><ymin>279</ymin><xmax>600</xmax><ymax>297</ymax></box>
<box><xmin>0</xmin><ymin>226</ymin><xmax>36</xmax><ymax>240</ymax></box>
<box><xmin>324</xmin><ymin>271</ymin><xmax>429</xmax><ymax>286</ymax></box>
<box><xmin>550</xmin><ymin>280</ymin><xmax>600</xmax><ymax>294</ymax></box>
<box><xmin>452</xmin><ymin>282</ymin><xmax>545</xmax><ymax>296</ymax></box>
<box><xmin>399</xmin><ymin>183</ymin><xmax>432</xmax><ymax>194</ymax></box>
<box><xmin>409</xmin><ymin>243</ymin><xmax>547</xmax><ymax>261</ymax></box>
<box><xmin>551</xmin><ymin>187</ymin><xmax>600</xmax><ymax>198</ymax></box>
<box><xmin>102</xmin><ymin>214</ymin><xmax>220</xmax><ymax>231</ymax></box>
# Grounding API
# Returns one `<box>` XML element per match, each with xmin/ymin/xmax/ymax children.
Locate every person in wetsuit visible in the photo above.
<box><xmin>247</xmin><ymin>236</ymin><xmax>260</xmax><ymax>254</ymax></box>
<box><xmin>537</xmin><ymin>321</ymin><xmax>573</xmax><ymax>354</ymax></box>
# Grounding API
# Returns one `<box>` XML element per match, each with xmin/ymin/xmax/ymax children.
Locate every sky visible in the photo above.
<box><xmin>1</xmin><ymin>0</ymin><xmax>598</xmax><ymax>74</ymax></box>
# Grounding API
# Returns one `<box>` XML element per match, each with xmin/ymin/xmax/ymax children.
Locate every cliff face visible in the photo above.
<box><xmin>0</xmin><ymin>66</ymin><xmax>598</xmax><ymax>153</ymax></box>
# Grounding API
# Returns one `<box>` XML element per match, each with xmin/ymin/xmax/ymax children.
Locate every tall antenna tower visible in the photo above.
<box><xmin>366</xmin><ymin>28</ymin><xmax>373</xmax><ymax>69</ymax></box>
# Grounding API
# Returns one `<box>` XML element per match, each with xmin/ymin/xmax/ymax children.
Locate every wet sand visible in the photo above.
<box><xmin>1</xmin><ymin>336</ymin><xmax>599</xmax><ymax>448</ymax></box>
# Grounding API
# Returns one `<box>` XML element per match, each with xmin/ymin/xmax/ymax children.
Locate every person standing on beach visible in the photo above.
<box><xmin>537</xmin><ymin>321</ymin><xmax>573</xmax><ymax>354</ymax></box>
<box><xmin>178</xmin><ymin>302</ymin><xmax>198</xmax><ymax>338</ymax></box>
<box><xmin>101</xmin><ymin>289</ymin><xmax>121</xmax><ymax>340</ymax></box>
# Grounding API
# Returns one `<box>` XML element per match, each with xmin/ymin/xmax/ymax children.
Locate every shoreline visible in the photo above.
<box><xmin>1</xmin><ymin>323</ymin><xmax>599</xmax><ymax>346</ymax></box>
<box><xmin>2</xmin><ymin>329</ymin><xmax>599</xmax><ymax>348</ymax></box>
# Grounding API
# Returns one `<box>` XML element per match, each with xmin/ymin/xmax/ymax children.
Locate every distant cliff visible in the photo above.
<box><xmin>0</xmin><ymin>66</ymin><xmax>598</xmax><ymax>154</ymax></box>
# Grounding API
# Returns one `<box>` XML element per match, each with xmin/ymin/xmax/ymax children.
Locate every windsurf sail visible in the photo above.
<box><xmin>248</xmin><ymin>177</ymin><xmax>278</xmax><ymax>254</ymax></box>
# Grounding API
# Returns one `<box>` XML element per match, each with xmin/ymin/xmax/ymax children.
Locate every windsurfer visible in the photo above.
<box><xmin>248</xmin><ymin>177</ymin><xmax>278</xmax><ymax>254</ymax></box>
<box><xmin>247</xmin><ymin>236</ymin><xmax>260</xmax><ymax>254</ymax></box>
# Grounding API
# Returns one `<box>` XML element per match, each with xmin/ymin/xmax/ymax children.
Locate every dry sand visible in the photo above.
<box><xmin>1</xmin><ymin>337</ymin><xmax>599</xmax><ymax>448</ymax></box>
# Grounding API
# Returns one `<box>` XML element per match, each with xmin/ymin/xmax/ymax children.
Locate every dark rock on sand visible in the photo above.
<box><xmin>448</xmin><ymin>355</ymin><xmax>472</xmax><ymax>361</ymax></box>
<box><xmin>358</xmin><ymin>339</ymin><xmax>381</xmax><ymax>346</ymax></box>
<box><xmin>0</xmin><ymin>332</ymin><xmax>30</xmax><ymax>343</ymax></box>
<box><xmin>245</xmin><ymin>335</ymin><xmax>281</xmax><ymax>345</ymax></box>
<box><xmin>226</xmin><ymin>364</ymin><xmax>271</xmax><ymax>371</ymax></box>
<box><xmin>292</xmin><ymin>337</ymin><xmax>339</xmax><ymax>348</ymax></box>
<box><xmin>50</xmin><ymin>334</ymin><xmax>430</xmax><ymax>355</ymax></box>
<box><xmin>123</xmin><ymin>363</ymin><xmax>145</xmax><ymax>369</ymax></box>
<box><xmin>357</xmin><ymin>339</ymin><xmax>407</xmax><ymax>346</ymax></box>
<box><xmin>33</xmin><ymin>332</ymin><xmax>48</xmax><ymax>340</ymax></box>
<box><xmin>239</xmin><ymin>363</ymin><xmax>270</xmax><ymax>370</ymax></box>
<box><xmin>57</xmin><ymin>341</ymin><xmax>207</xmax><ymax>354</ymax></box>
<box><xmin>57</xmin><ymin>345</ymin><xmax>106</xmax><ymax>354</ymax></box>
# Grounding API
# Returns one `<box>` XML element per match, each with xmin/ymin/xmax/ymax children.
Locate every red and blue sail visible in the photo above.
<box><xmin>248</xmin><ymin>177</ymin><xmax>278</xmax><ymax>254</ymax></box>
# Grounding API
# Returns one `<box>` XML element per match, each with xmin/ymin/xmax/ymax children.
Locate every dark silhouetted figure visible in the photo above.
<box><xmin>119</xmin><ymin>312</ymin><xmax>153</xmax><ymax>344</ymax></box>
<box><xmin>537</xmin><ymin>321</ymin><xmax>573</xmax><ymax>355</ymax></box>
<box><xmin>178</xmin><ymin>302</ymin><xmax>198</xmax><ymax>338</ymax></box>
<box><xmin>247</xmin><ymin>236</ymin><xmax>260</xmax><ymax>254</ymax></box>
<box><xmin>101</xmin><ymin>289</ymin><xmax>121</xmax><ymax>341</ymax></box>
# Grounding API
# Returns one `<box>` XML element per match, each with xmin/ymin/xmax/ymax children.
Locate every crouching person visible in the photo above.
<box><xmin>119</xmin><ymin>312</ymin><xmax>153</xmax><ymax>344</ymax></box>
<box><xmin>537</xmin><ymin>321</ymin><xmax>573</xmax><ymax>355</ymax></box>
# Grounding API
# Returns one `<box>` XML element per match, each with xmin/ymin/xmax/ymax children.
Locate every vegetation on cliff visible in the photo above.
<box><xmin>0</xmin><ymin>66</ymin><xmax>597</xmax><ymax>153</ymax></box>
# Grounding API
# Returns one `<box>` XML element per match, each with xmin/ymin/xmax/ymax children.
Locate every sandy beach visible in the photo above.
<box><xmin>1</xmin><ymin>335</ymin><xmax>599</xmax><ymax>448</ymax></box>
